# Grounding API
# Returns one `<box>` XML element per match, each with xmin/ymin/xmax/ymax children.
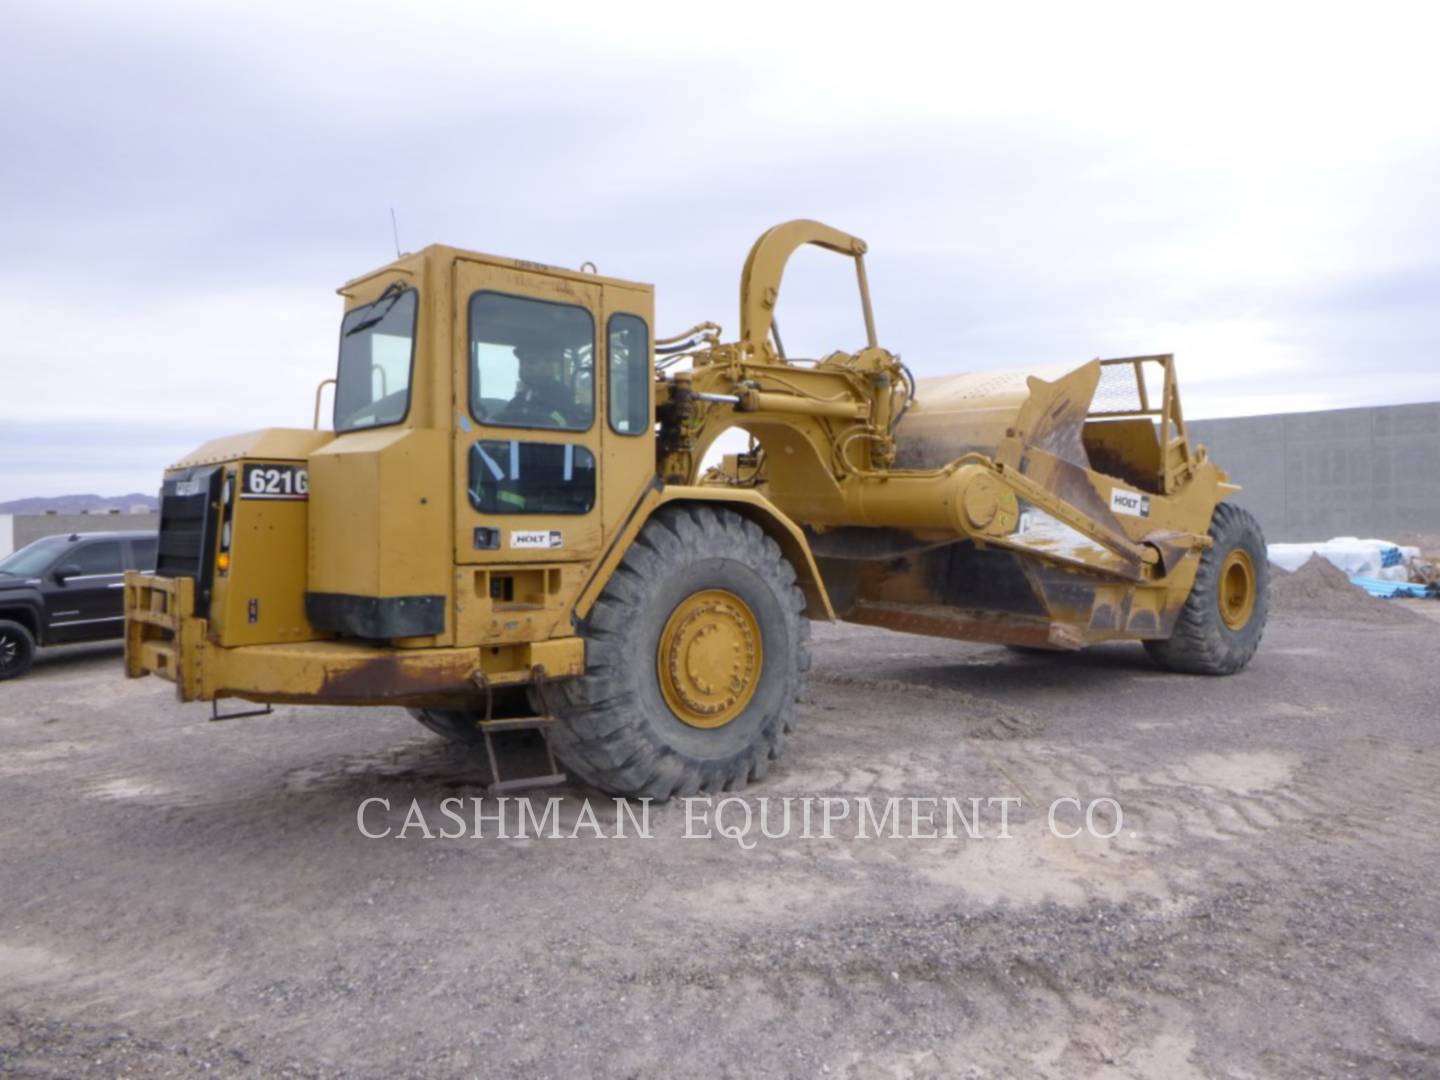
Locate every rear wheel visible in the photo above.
<box><xmin>1145</xmin><ymin>502</ymin><xmax>1267</xmax><ymax>675</ymax></box>
<box><xmin>550</xmin><ymin>505</ymin><xmax>809</xmax><ymax>800</ymax></box>
<box><xmin>0</xmin><ymin>620</ymin><xmax>36</xmax><ymax>681</ymax></box>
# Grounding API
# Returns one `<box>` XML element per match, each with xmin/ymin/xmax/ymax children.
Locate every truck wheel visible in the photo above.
<box><xmin>1144</xmin><ymin>502</ymin><xmax>1267</xmax><ymax>675</ymax></box>
<box><xmin>550</xmin><ymin>505</ymin><xmax>809</xmax><ymax>800</ymax></box>
<box><xmin>0</xmin><ymin>619</ymin><xmax>37</xmax><ymax>681</ymax></box>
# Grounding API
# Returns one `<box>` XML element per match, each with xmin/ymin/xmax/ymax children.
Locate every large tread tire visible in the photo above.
<box><xmin>1145</xmin><ymin>502</ymin><xmax>1268</xmax><ymax>675</ymax></box>
<box><xmin>549</xmin><ymin>504</ymin><xmax>810</xmax><ymax>801</ymax></box>
<box><xmin>409</xmin><ymin>708</ymin><xmax>489</xmax><ymax>745</ymax></box>
<box><xmin>408</xmin><ymin>684</ymin><xmax>536</xmax><ymax>746</ymax></box>
<box><xmin>0</xmin><ymin>619</ymin><xmax>37</xmax><ymax>682</ymax></box>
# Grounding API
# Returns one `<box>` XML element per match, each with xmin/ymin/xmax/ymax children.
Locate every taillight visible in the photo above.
<box><xmin>217</xmin><ymin>470</ymin><xmax>236</xmax><ymax>575</ymax></box>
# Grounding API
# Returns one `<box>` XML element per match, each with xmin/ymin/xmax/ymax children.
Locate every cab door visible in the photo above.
<box><xmin>598</xmin><ymin>281</ymin><xmax>657</xmax><ymax>533</ymax></box>
<box><xmin>450</xmin><ymin>257</ymin><xmax>605</xmax><ymax>648</ymax></box>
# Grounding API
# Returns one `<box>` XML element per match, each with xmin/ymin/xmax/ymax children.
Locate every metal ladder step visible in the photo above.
<box><xmin>478</xmin><ymin>716</ymin><xmax>567</xmax><ymax>795</ymax></box>
<box><xmin>472</xmin><ymin>668</ymin><xmax>568</xmax><ymax>796</ymax></box>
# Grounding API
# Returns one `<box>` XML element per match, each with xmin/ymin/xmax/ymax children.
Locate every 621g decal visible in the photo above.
<box><xmin>241</xmin><ymin>463</ymin><xmax>309</xmax><ymax>500</ymax></box>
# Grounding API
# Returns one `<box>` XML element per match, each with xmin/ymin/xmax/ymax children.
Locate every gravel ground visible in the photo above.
<box><xmin>2</xmin><ymin>603</ymin><xmax>1438</xmax><ymax>1078</ymax></box>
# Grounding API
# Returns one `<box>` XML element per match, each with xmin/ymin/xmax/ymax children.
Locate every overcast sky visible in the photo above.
<box><xmin>2</xmin><ymin>1</ymin><xmax>1437</xmax><ymax>501</ymax></box>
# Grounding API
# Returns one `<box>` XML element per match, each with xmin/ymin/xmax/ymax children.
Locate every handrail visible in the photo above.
<box><xmin>313</xmin><ymin>378</ymin><xmax>336</xmax><ymax>430</ymax></box>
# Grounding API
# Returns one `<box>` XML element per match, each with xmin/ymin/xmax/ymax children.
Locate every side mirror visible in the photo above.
<box><xmin>54</xmin><ymin>563</ymin><xmax>82</xmax><ymax>583</ymax></box>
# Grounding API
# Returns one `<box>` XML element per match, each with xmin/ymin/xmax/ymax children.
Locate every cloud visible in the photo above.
<box><xmin>1</xmin><ymin>0</ymin><xmax>1438</xmax><ymax>499</ymax></box>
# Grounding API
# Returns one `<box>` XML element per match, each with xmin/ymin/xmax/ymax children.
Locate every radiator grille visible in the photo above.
<box><xmin>156</xmin><ymin>466</ymin><xmax>222</xmax><ymax>615</ymax></box>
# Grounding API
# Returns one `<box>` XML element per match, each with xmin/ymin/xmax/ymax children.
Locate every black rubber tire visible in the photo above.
<box><xmin>408</xmin><ymin>685</ymin><xmax>536</xmax><ymax>745</ymax></box>
<box><xmin>409</xmin><ymin>708</ymin><xmax>489</xmax><ymax>745</ymax></box>
<box><xmin>549</xmin><ymin>504</ymin><xmax>810</xmax><ymax>800</ymax></box>
<box><xmin>1144</xmin><ymin>502</ymin><xmax>1268</xmax><ymax>675</ymax></box>
<box><xmin>0</xmin><ymin>619</ymin><xmax>37</xmax><ymax>682</ymax></box>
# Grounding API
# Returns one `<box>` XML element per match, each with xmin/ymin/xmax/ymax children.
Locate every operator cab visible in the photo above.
<box><xmin>303</xmin><ymin>246</ymin><xmax>659</xmax><ymax>647</ymax></box>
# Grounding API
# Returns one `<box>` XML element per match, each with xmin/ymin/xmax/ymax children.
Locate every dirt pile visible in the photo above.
<box><xmin>1269</xmin><ymin>556</ymin><xmax>1425</xmax><ymax>625</ymax></box>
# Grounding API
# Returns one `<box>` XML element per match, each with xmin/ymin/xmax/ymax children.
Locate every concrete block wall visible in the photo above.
<box><xmin>0</xmin><ymin>511</ymin><xmax>159</xmax><ymax>558</ymax></box>
<box><xmin>1188</xmin><ymin>403</ymin><xmax>1440</xmax><ymax>542</ymax></box>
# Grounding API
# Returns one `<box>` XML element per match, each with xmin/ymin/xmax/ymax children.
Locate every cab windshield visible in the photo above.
<box><xmin>334</xmin><ymin>286</ymin><xmax>418</xmax><ymax>432</ymax></box>
<box><xmin>0</xmin><ymin>535</ymin><xmax>70</xmax><ymax>577</ymax></box>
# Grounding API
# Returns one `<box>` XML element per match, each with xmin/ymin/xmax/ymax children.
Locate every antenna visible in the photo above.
<box><xmin>389</xmin><ymin>208</ymin><xmax>401</xmax><ymax>259</ymax></box>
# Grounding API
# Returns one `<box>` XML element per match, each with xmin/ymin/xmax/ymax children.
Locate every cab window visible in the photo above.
<box><xmin>607</xmin><ymin>313</ymin><xmax>650</xmax><ymax>435</ymax></box>
<box><xmin>470</xmin><ymin>292</ymin><xmax>594</xmax><ymax>431</ymax></box>
<box><xmin>468</xmin><ymin>440</ymin><xmax>596</xmax><ymax>515</ymax></box>
<box><xmin>334</xmin><ymin>286</ymin><xmax>417</xmax><ymax>433</ymax></box>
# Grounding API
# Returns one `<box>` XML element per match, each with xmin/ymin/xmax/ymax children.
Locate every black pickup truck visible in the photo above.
<box><xmin>0</xmin><ymin>531</ymin><xmax>157</xmax><ymax>681</ymax></box>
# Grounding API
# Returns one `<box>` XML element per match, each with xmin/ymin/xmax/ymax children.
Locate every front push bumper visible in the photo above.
<box><xmin>122</xmin><ymin>573</ymin><xmax>583</xmax><ymax>708</ymax></box>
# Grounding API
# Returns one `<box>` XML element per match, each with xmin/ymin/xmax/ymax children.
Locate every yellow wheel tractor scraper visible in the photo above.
<box><xmin>125</xmin><ymin>221</ymin><xmax>1266</xmax><ymax>799</ymax></box>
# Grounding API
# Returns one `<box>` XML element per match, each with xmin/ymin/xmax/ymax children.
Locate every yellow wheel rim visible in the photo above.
<box><xmin>657</xmin><ymin>589</ymin><xmax>763</xmax><ymax>729</ymax></box>
<box><xmin>1218</xmin><ymin>548</ymin><xmax>1257</xmax><ymax>631</ymax></box>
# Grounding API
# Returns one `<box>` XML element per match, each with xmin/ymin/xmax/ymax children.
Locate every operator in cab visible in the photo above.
<box><xmin>496</xmin><ymin>343</ymin><xmax>578</xmax><ymax>428</ymax></box>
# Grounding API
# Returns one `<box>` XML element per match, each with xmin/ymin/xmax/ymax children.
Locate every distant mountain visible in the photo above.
<box><xmin>0</xmin><ymin>493</ymin><xmax>160</xmax><ymax>514</ymax></box>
